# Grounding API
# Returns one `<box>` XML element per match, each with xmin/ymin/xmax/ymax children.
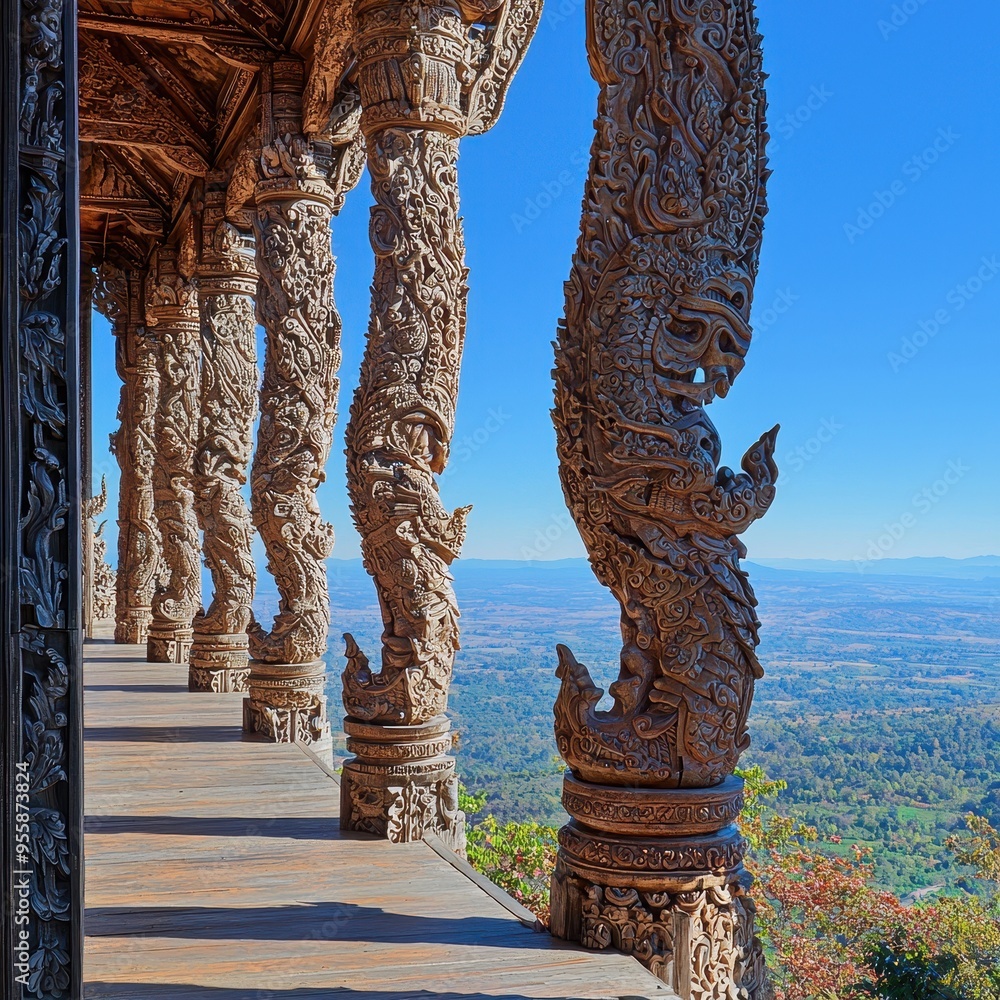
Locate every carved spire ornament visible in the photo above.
<box><xmin>189</xmin><ymin>178</ymin><xmax>260</xmax><ymax>693</ymax></box>
<box><xmin>243</xmin><ymin>60</ymin><xmax>366</xmax><ymax>744</ymax></box>
<box><xmin>84</xmin><ymin>476</ymin><xmax>117</xmax><ymax>624</ymax></box>
<box><xmin>98</xmin><ymin>265</ymin><xmax>164</xmax><ymax>645</ymax></box>
<box><xmin>339</xmin><ymin>0</ymin><xmax>542</xmax><ymax>848</ymax></box>
<box><xmin>146</xmin><ymin>245</ymin><xmax>204</xmax><ymax>664</ymax></box>
<box><xmin>549</xmin><ymin>1</ymin><xmax>776</xmax><ymax>995</ymax></box>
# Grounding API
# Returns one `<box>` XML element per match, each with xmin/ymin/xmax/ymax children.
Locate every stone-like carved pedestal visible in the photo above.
<box><xmin>190</xmin><ymin>634</ymin><xmax>251</xmax><ymax>692</ymax></box>
<box><xmin>147</xmin><ymin>624</ymin><xmax>194</xmax><ymax>665</ymax></box>
<box><xmin>242</xmin><ymin>661</ymin><xmax>331</xmax><ymax>745</ymax></box>
<box><xmin>340</xmin><ymin>715</ymin><xmax>465</xmax><ymax>853</ymax></box>
<box><xmin>551</xmin><ymin>776</ymin><xmax>768</xmax><ymax>998</ymax></box>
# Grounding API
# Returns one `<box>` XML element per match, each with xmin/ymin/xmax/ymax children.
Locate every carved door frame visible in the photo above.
<box><xmin>2</xmin><ymin>0</ymin><xmax>84</xmax><ymax>997</ymax></box>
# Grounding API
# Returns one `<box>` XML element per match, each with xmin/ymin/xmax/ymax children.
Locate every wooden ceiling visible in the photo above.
<box><xmin>79</xmin><ymin>0</ymin><xmax>353</xmax><ymax>269</ymax></box>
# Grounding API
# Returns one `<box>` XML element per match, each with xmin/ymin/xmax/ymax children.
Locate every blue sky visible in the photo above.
<box><xmin>91</xmin><ymin>0</ymin><xmax>1000</xmax><ymax>565</ymax></box>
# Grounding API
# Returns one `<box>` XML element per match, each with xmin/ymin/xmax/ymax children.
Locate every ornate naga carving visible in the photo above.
<box><xmin>244</xmin><ymin>60</ymin><xmax>365</xmax><ymax>744</ymax></box>
<box><xmin>189</xmin><ymin>178</ymin><xmax>259</xmax><ymax>693</ymax></box>
<box><xmin>553</xmin><ymin>0</ymin><xmax>775</xmax><ymax>793</ymax></box>
<box><xmin>146</xmin><ymin>245</ymin><xmax>203</xmax><ymax>663</ymax></box>
<box><xmin>338</xmin><ymin>0</ymin><xmax>540</xmax><ymax>847</ymax></box>
<box><xmin>549</xmin><ymin>1</ymin><xmax>774</xmax><ymax>995</ymax></box>
<box><xmin>97</xmin><ymin>264</ymin><xmax>164</xmax><ymax>645</ymax></box>
<box><xmin>342</xmin><ymin>0</ymin><xmax>542</xmax><ymax>728</ymax></box>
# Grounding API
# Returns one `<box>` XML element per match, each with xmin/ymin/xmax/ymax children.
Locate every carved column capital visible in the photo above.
<box><xmin>145</xmin><ymin>245</ymin><xmax>199</xmax><ymax>328</ymax></box>
<box><xmin>198</xmin><ymin>181</ymin><xmax>257</xmax><ymax>293</ymax></box>
<box><xmin>353</xmin><ymin>0</ymin><xmax>542</xmax><ymax>139</ymax></box>
<box><xmin>94</xmin><ymin>262</ymin><xmax>129</xmax><ymax>336</ymax></box>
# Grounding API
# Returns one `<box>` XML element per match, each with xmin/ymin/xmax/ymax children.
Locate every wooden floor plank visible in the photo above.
<box><xmin>83</xmin><ymin>636</ymin><xmax>674</xmax><ymax>999</ymax></box>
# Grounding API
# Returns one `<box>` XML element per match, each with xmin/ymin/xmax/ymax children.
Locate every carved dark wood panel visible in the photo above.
<box><xmin>3</xmin><ymin>0</ymin><xmax>83</xmax><ymax>997</ymax></box>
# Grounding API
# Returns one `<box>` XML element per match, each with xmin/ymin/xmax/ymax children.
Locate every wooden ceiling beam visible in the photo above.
<box><xmin>78</xmin><ymin>12</ymin><xmax>274</xmax><ymax>58</ymax></box>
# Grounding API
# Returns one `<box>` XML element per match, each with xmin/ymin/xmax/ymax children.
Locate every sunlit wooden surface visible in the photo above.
<box><xmin>82</xmin><ymin>634</ymin><xmax>673</xmax><ymax>999</ymax></box>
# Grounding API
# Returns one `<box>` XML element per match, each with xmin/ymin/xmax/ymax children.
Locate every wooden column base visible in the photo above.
<box><xmin>115</xmin><ymin>608</ymin><xmax>152</xmax><ymax>645</ymax></box>
<box><xmin>243</xmin><ymin>661</ymin><xmax>330</xmax><ymax>745</ymax></box>
<box><xmin>550</xmin><ymin>775</ymin><xmax>771</xmax><ymax>999</ymax></box>
<box><xmin>147</xmin><ymin>624</ymin><xmax>194</xmax><ymax>663</ymax></box>
<box><xmin>189</xmin><ymin>633</ymin><xmax>251</xmax><ymax>692</ymax></box>
<box><xmin>340</xmin><ymin>716</ymin><xmax>466</xmax><ymax>854</ymax></box>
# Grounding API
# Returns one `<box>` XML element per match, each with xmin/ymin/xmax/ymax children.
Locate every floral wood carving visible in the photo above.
<box><xmin>342</xmin><ymin>0</ymin><xmax>542</xmax><ymax>726</ymax></box>
<box><xmin>146</xmin><ymin>245</ymin><xmax>203</xmax><ymax>662</ymax></box>
<box><xmin>552</xmin><ymin>0</ymin><xmax>776</xmax><ymax>791</ymax></box>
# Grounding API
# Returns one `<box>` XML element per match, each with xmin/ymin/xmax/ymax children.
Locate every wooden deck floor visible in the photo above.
<box><xmin>83</xmin><ymin>636</ymin><xmax>673</xmax><ymax>1000</ymax></box>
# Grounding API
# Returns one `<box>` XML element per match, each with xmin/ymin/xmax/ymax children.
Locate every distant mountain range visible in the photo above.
<box><xmin>750</xmin><ymin>555</ymin><xmax>1000</xmax><ymax>580</ymax></box>
<box><xmin>317</xmin><ymin>554</ymin><xmax>1000</xmax><ymax>582</ymax></box>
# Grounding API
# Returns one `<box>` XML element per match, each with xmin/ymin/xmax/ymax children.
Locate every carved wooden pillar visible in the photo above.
<box><xmin>339</xmin><ymin>0</ymin><xmax>541</xmax><ymax>847</ymax></box>
<box><xmin>549</xmin><ymin>2</ymin><xmax>775</xmax><ymax>997</ymax></box>
<box><xmin>189</xmin><ymin>180</ymin><xmax>259</xmax><ymax>692</ymax></box>
<box><xmin>146</xmin><ymin>245</ymin><xmax>203</xmax><ymax>664</ymax></box>
<box><xmin>244</xmin><ymin>60</ymin><xmax>364</xmax><ymax>743</ymax></box>
<box><xmin>97</xmin><ymin>265</ymin><xmax>163</xmax><ymax>645</ymax></box>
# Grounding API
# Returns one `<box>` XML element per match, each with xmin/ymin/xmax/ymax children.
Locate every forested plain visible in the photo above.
<box><xmin>296</xmin><ymin>556</ymin><xmax>1000</xmax><ymax>898</ymax></box>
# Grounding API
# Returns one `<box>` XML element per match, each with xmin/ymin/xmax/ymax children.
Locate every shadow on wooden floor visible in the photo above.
<box><xmin>84</xmin><ymin>725</ymin><xmax>245</xmax><ymax>743</ymax></box>
<box><xmin>84</xmin><ymin>815</ymin><xmax>341</xmax><ymax>839</ymax></box>
<box><xmin>85</xmin><ymin>903</ymin><xmax>548</xmax><ymax>947</ymax></box>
